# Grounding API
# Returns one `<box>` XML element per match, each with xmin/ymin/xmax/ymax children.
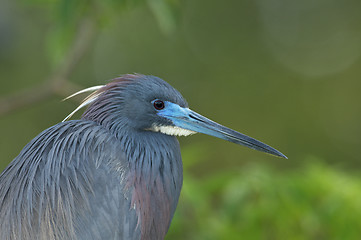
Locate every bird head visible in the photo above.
<box><xmin>64</xmin><ymin>74</ymin><xmax>287</xmax><ymax>158</ymax></box>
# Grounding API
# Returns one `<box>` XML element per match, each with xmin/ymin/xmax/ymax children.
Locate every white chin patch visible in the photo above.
<box><xmin>149</xmin><ymin>125</ymin><xmax>196</xmax><ymax>136</ymax></box>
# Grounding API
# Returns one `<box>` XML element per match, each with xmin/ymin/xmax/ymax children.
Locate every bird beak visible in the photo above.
<box><xmin>158</xmin><ymin>102</ymin><xmax>287</xmax><ymax>159</ymax></box>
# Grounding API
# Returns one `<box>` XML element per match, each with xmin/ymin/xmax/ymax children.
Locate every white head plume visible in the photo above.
<box><xmin>62</xmin><ymin>85</ymin><xmax>104</xmax><ymax>122</ymax></box>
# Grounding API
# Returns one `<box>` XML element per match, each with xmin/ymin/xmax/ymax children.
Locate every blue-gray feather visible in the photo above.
<box><xmin>0</xmin><ymin>74</ymin><xmax>185</xmax><ymax>240</ymax></box>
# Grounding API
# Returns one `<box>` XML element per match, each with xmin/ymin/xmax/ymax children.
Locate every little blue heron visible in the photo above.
<box><xmin>0</xmin><ymin>74</ymin><xmax>286</xmax><ymax>240</ymax></box>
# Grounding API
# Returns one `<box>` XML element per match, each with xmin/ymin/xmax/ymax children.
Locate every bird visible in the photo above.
<box><xmin>0</xmin><ymin>74</ymin><xmax>287</xmax><ymax>240</ymax></box>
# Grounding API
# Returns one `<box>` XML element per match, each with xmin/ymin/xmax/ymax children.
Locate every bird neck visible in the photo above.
<box><xmin>119</xmin><ymin>131</ymin><xmax>183</xmax><ymax>240</ymax></box>
<box><xmin>83</xmin><ymin>106</ymin><xmax>184</xmax><ymax>239</ymax></box>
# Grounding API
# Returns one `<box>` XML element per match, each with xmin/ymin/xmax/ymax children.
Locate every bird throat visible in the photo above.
<box><xmin>149</xmin><ymin>124</ymin><xmax>196</xmax><ymax>137</ymax></box>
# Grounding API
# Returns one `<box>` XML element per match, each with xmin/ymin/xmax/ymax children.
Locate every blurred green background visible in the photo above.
<box><xmin>1</xmin><ymin>0</ymin><xmax>361</xmax><ymax>239</ymax></box>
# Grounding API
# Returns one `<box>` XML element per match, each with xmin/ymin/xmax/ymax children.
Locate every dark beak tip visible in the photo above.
<box><xmin>276</xmin><ymin>152</ymin><xmax>288</xmax><ymax>159</ymax></box>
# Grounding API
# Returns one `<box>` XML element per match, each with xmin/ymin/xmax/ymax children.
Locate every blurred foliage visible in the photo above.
<box><xmin>168</xmin><ymin>151</ymin><xmax>361</xmax><ymax>239</ymax></box>
<box><xmin>28</xmin><ymin>0</ymin><xmax>181</xmax><ymax>65</ymax></box>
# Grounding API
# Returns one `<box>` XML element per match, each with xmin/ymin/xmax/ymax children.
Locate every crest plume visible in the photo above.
<box><xmin>62</xmin><ymin>85</ymin><xmax>104</xmax><ymax>122</ymax></box>
<box><xmin>62</xmin><ymin>74</ymin><xmax>146</xmax><ymax>122</ymax></box>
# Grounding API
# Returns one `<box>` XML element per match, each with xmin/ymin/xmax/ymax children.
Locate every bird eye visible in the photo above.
<box><xmin>153</xmin><ymin>100</ymin><xmax>165</xmax><ymax>110</ymax></box>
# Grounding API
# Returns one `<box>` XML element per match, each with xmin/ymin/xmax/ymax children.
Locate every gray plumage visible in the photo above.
<box><xmin>0</xmin><ymin>74</ymin><xmax>287</xmax><ymax>240</ymax></box>
<box><xmin>0</xmin><ymin>75</ymin><xmax>184</xmax><ymax>240</ymax></box>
